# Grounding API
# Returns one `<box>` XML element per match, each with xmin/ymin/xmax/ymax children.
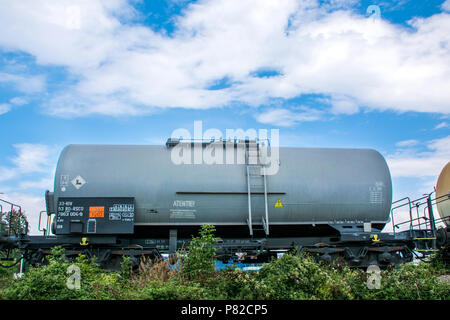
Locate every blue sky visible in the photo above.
<box><xmin>0</xmin><ymin>0</ymin><xmax>449</xmax><ymax>234</ymax></box>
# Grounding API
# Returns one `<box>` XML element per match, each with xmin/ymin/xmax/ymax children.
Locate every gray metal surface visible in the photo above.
<box><xmin>50</xmin><ymin>144</ymin><xmax>392</xmax><ymax>228</ymax></box>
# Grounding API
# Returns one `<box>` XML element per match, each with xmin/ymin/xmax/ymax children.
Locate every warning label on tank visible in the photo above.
<box><xmin>89</xmin><ymin>206</ymin><xmax>104</xmax><ymax>218</ymax></box>
<box><xmin>274</xmin><ymin>199</ymin><xmax>283</xmax><ymax>208</ymax></box>
<box><xmin>71</xmin><ymin>175</ymin><xmax>86</xmax><ymax>190</ymax></box>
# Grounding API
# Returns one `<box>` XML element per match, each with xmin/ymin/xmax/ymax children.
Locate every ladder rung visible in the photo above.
<box><xmin>245</xmin><ymin>143</ymin><xmax>269</xmax><ymax>236</ymax></box>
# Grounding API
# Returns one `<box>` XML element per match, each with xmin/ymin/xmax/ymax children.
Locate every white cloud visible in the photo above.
<box><xmin>1</xmin><ymin>0</ymin><xmax>450</xmax><ymax>117</ymax></box>
<box><xmin>0</xmin><ymin>72</ymin><xmax>45</xmax><ymax>93</ymax></box>
<box><xmin>0</xmin><ymin>144</ymin><xmax>59</xmax><ymax>234</ymax></box>
<box><xmin>387</xmin><ymin>135</ymin><xmax>450</xmax><ymax>178</ymax></box>
<box><xmin>435</xmin><ymin>121</ymin><xmax>449</xmax><ymax>129</ymax></box>
<box><xmin>11</xmin><ymin>144</ymin><xmax>53</xmax><ymax>173</ymax></box>
<box><xmin>18</xmin><ymin>178</ymin><xmax>53</xmax><ymax>190</ymax></box>
<box><xmin>395</xmin><ymin>139</ymin><xmax>419</xmax><ymax>147</ymax></box>
<box><xmin>329</xmin><ymin>95</ymin><xmax>360</xmax><ymax>114</ymax></box>
<box><xmin>0</xmin><ymin>97</ymin><xmax>29</xmax><ymax>116</ymax></box>
<box><xmin>442</xmin><ymin>0</ymin><xmax>450</xmax><ymax>12</ymax></box>
<box><xmin>0</xmin><ymin>167</ymin><xmax>16</xmax><ymax>182</ymax></box>
<box><xmin>9</xmin><ymin>97</ymin><xmax>28</xmax><ymax>106</ymax></box>
<box><xmin>0</xmin><ymin>0</ymin><xmax>134</xmax><ymax>70</ymax></box>
<box><xmin>0</xmin><ymin>103</ymin><xmax>11</xmax><ymax>115</ymax></box>
<box><xmin>0</xmin><ymin>143</ymin><xmax>56</xmax><ymax>183</ymax></box>
<box><xmin>255</xmin><ymin>107</ymin><xmax>322</xmax><ymax>126</ymax></box>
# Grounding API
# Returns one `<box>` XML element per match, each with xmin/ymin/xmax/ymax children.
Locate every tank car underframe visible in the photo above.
<box><xmin>11</xmin><ymin>230</ymin><xmax>416</xmax><ymax>270</ymax></box>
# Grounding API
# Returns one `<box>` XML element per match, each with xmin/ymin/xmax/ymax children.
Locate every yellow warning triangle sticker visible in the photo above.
<box><xmin>274</xmin><ymin>199</ymin><xmax>283</xmax><ymax>208</ymax></box>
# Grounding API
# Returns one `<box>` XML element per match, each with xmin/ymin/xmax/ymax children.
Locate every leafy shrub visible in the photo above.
<box><xmin>2</xmin><ymin>247</ymin><xmax>122</xmax><ymax>300</ymax></box>
<box><xmin>135</xmin><ymin>280</ymin><xmax>210</xmax><ymax>300</ymax></box>
<box><xmin>253</xmin><ymin>253</ymin><xmax>355</xmax><ymax>300</ymax></box>
<box><xmin>204</xmin><ymin>268</ymin><xmax>260</xmax><ymax>300</ymax></box>
<box><xmin>201</xmin><ymin>253</ymin><xmax>450</xmax><ymax>300</ymax></box>
<box><xmin>181</xmin><ymin>225</ymin><xmax>219</xmax><ymax>281</ymax></box>
<box><xmin>1</xmin><ymin>229</ymin><xmax>449</xmax><ymax>300</ymax></box>
<box><xmin>355</xmin><ymin>262</ymin><xmax>450</xmax><ymax>300</ymax></box>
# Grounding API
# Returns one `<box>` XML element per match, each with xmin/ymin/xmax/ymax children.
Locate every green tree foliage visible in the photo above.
<box><xmin>348</xmin><ymin>262</ymin><xmax>450</xmax><ymax>300</ymax></box>
<box><xmin>2</xmin><ymin>247</ymin><xmax>122</xmax><ymax>300</ymax></box>
<box><xmin>181</xmin><ymin>224</ymin><xmax>219</xmax><ymax>280</ymax></box>
<box><xmin>0</xmin><ymin>227</ymin><xmax>449</xmax><ymax>300</ymax></box>
<box><xmin>0</xmin><ymin>209</ymin><xmax>28</xmax><ymax>237</ymax></box>
<box><xmin>205</xmin><ymin>254</ymin><xmax>357</xmax><ymax>300</ymax></box>
<box><xmin>133</xmin><ymin>280</ymin><xmax>210</xmax><ymax>300</ymax></box>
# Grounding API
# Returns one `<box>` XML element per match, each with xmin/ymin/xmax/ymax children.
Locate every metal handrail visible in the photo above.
<box><xmin>0</xmin><ymin>198</ymin><xmax>25</xmax><ymax>237</ymax></box>
<box><xmin>38</xmin><ymin>210</ymin><xmax>54</xmax><ymax>236</ymax></box>
<box><xmin>166</xmin><ymin>137</ymin><xmax>272</xmax><ymax>147</ymax></box>
<box><xmin>38</xmin><ymin>211</ymin><xmax>47</xmax><ymax>235</ymax></box>
<box><xmin>390</xmin><ymin>197</ymin><xmax>412</xmax><ymax>234</ymax></box>
<box><xmin>394</xmin><ymin>216</ymin><xmax>428</xmax><ymax>228</ymax></box>
<box><xmin>390</xmin><ymin>191</ymin><xmax>449</xmax><ymax>236</ymax></box>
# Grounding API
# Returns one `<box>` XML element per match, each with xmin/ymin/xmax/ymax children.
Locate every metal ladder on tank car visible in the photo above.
<box><xmin>244</xmin><ymin>140</ymin><xmax>270</xmax><ymax>236</ymax></box>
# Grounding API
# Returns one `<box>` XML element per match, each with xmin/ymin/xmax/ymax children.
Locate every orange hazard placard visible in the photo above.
<box><xmin>89</xmin><ymin>206</ymin><xmax>104</xmax><ymax>218</ymax></box>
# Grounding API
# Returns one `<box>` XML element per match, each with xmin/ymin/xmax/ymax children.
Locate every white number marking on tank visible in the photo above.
<box><xmin>173</xmin><ymin>200</ymin><xmax>196</xmax><ymax>208</ymax></box>
<box><xmin>108</xmin><ymin>204</ymin><xmax>135</xmax><ymax>222</ymax></box>
<box><xmin>369</xmin><ymin>182</ymin><xmax>384</xmax><ymax>204</ymax></box>
<box><xmin>170</xmin><ymin>209</ymin><xmax>196</xmax><ymax>219</ymax></box>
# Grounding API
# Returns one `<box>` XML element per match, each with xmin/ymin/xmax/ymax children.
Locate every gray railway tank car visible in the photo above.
<box><xmin>46</xmin><ymin>141</ymin><xmax>392</xmax><ymax>239</ymax></box>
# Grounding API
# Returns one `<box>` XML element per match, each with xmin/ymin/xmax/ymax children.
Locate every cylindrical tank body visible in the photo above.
<box><xmin>51</xmin><ymin>144</ymin><xmax>392</xmax><ymax>233</ymax></box>
<box><xmin>436</xmin><ymin>162</ymin><xmax>450</xmax><ymax>226</ymax></box>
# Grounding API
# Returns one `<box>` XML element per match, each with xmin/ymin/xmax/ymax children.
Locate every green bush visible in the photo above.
<box><xmin>2</xmin><ymin>247</ymin><xmax>123</xmax><ymax>300</ymax></box>
<box><xmin>204</xmin><ymin>268</ymin><xmax>261</xmax><ymax>300</ymax></box>
<box><xmin>135</xmin><ymin>280</ymin><xmax>210</xmax><ymax>300</ymax></box>
<box><xmin>253</xmin><ymin>254</ymin><xmax>355</xmax><ymax>300</ymax></box>
<box><xmin>202</xmin><ymin>254</ymin><xmax>450</xmax><ymax>300</ymax></box>
<box><xmin>181</xmin><ymin>225</ymin><xmax>219</xmax><ymax>281</ymax></box>
<box><xmin>355</xmin><ymin>262</ymin><xmax>450</xmax><ymax>300</ymax></box>
<box><xmin>1</xmin><ymin>230</ymin><xmax>449</xmax><ymax>300</ymax></box>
